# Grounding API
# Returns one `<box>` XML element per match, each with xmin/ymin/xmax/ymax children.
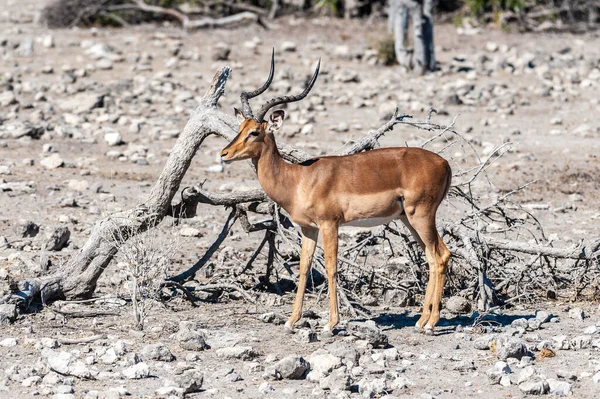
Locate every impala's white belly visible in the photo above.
<box><xmin>342</xmin><ymin>211</ymin><xmax>402</xmax><ymax>228</ymax></box>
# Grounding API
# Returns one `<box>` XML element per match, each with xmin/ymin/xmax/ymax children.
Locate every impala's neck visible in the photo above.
<box><xmin>252</xmin><ymin>134</ymin><xmax>295</xmax><ymax>209</ymax></box>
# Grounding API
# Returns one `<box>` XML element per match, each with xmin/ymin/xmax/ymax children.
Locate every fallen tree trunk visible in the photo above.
<box><xmin>7</xmin><ymin>67</ymin><xmax>236</xmax><ymax>306</ymax></box>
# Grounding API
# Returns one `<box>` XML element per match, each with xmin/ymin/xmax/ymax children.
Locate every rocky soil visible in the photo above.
<box><xmin>1</xmin><ymin>0</ymin><xmax>600</xmax><ymax>398</ymax></box>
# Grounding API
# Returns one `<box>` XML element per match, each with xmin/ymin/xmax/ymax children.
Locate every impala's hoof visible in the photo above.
<box><xmin>321</xmin><ymin>325</ymin><xmax>334</xmax><ymax>338</ymax></box>
<box><xmin>321</xmin><ymin>330</ymin><xmax>334</xmax><ymax>338</ymax></box>
<box><xmin>283</xmin><ymin>321</ymin><xmax>295</xmax><ymax>334</ymax></box>
<box><xmin>423</xmin><ymin>323</ymin><xmax>434</xmax><ymax>336</ymax></box>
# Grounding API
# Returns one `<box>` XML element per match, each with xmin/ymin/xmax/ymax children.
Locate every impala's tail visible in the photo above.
<box><xmin>442</xmin><ymin>161</ymin><xmax>452</xmax><ymax>201</ymax></box>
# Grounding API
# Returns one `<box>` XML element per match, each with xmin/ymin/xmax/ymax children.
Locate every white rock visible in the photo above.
<box><xmin>104</xmin><ymin>132</ymin><xmax>123</xmax><ymax>146</ymax></box>
<box><xmin>42</xmin><ymin>35</ymin><xmax>55</xmax><ymax>48</ymax></box>
<box><xmin>100</xmin><ymin>348</ymin><xmax>118</xmax><ymax>364</ymax></box>
<box><xmin>41</xmin><ymin>338</ymin><xmax>59</xmax><ymax>349</ymax></box>
<box><xmin>0</xmin><ymin>338</ymin><xmax>17</xmax><ymax>347</ymax></box>
<box><xmin>518</xmin><ymin>366</ymin><xmax>536</xmax><ymax>384</ymax></box>
<box><xmin>0</xmin><ymin>91</ymin><xmax>17</xmax><ymax>106</ymax></box>
<box><xmin>519</xmin><ymin>378</ymin><xmax>549</xmax><ymax>395</ymax></box>
<box><xmin>68</xmin><ymin>179</ymin><xmax>89</xmax><ymax>192</ymax></box>
<box><xmin>258</xmin><ymin>382</ymin><xmax>275</xmax><ymax>394</ymax></box>
<box><xmin>122</xmin><ymin>362</ymin><xmax>150</xmax><ymax>379</ymax></box>
<box><xmin>180</xmin><ymin>227</ymin><xmax>202</xmax><ymax>238</ymax></box>
<box><xmin>280</xmin><ymin>41</ymin><xmax>297</xmax><ymax>52</ymax></box>
<box><xmin>306</xmin><ymin>351</ymin><xmax>342</xmax><ymax>381</ymax></box>
<box><xmin>583</xmin><ymin>325</ymin><xmax>598</xmax><ymax>335</ymax></box>
<box><xmin>40</xmin><ymin>154</ymin><xmax>64</xmax><ymax>169</ymax></box>
<box><xmin>546</xmin><ymin>379</ymin><xmax>572</xmax><ymax>396</ymax></box>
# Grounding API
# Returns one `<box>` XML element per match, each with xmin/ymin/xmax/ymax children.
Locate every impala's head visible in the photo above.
<box><xmin>220</xmin><ymin>49</ymin><xmax>320</xmax><ymax>163</ymax></box>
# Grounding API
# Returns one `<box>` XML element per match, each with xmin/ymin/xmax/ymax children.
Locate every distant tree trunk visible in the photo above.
<box><xmin>390</xmin><ymin>0</ymin><xmax>436</xmax><ymax>74</ymax></box>
<box><xmin>393</xmin><ymin>2</ymin><xmax>411</xmax><ymax>69</ymax></box>
<box><xmin>423</xmin><ymin>0</ymin><xmax>436</xmax><ymax>71</ymax></box>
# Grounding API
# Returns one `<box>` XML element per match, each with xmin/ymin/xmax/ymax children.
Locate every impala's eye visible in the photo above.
<box><xmin>248</xmin><ymin>131</ymin><xmax>260</xmax><ymax>137</ymax></box>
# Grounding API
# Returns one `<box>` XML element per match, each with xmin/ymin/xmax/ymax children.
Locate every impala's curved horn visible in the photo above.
<box><xmin>255</xmin><ymin>58</ymin><xmax>321</xmax><ymax>122</ymax></box>
<box><xmin>240</xmin><ymin>48</ymin><xmax>275</xmax><ymax>119</ymax></box>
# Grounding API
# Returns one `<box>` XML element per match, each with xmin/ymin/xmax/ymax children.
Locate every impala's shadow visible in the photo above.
<box><xmin>368</xmin><ymin>312</ymin><xmax>537</xmax><ymax>335</ymax></box>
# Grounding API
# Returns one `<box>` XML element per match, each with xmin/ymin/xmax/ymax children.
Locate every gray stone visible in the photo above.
<box><xmin>122</xmin><ymin>362</ymin><xmax>150</xmax><ymax>379</ymax></box>
<box><xmin>446</xmin><ymin>296</ymin><xmax>472</xmax><ymax>313</ymax></box>
<box><xmin>511</xmin><ymin>318</ymin><xmax>529</xmax><ymax>329</ymax></box>
<box><xmin>169</xmin><ymin>369</ymin><xmax>203</xmax><ymax>393</ymax></box>
<box><xmin>519</xmin><ymin>379</ymin><xmax>549</xmax><ymax>395</ymax></box>
<box><xmin>212</xmin><ymin>43</ymin><xmax>230</xmax><ymax>61</ymax></box>
<box><xmin>528</xmin><ymin>318</ymin><xmax>543</xmax><ymax>330</ymax></box>
<box><xmin>45</xmin><ymin>350</ymin><xmax>93</xmax><ymax>379</ymax></box>
<box><xmin>553</xmin><ymin>335</ymin><xmax>570</xmax><ymax>349</ymax></box>
<box><xmin>568</xmin><ymin>307</ymin><xmax>584</xmax><ymax>321</ymax></box>
<box><xmin>0</xmin><ymin>304</ymin><xmax>17</xmax><ymax>324</ymax></box>
<box><xmin>593</xmin><ymin>371</ymin><xmax>600</xmax><ymax>384</ymax></box>
<box><xmin>68</xmin><ymin>180</ymin><xmax>89</xmax><ymax>192</ymax></box>
<box><xmin>347</xmin><ymin>320</ymin><xmax>388</xmax><ymax>348</ymax></box>
<box><xmin>141</xmin><ymin>343</ymin><xmax>174</xmax><ymax>362</ymax></box>
<box><xmin>583</xmin><ymin>325</ymin><xmax>598</xmax><ymax>335</ymax></box>
<box><xmin>293</xmin><ymin>329</ymin><xmax>317</xmax><ymax>344</ymax></box>
<box><xmin>319</xmin><ymin>367</ymin><xmax>350</xmax><ymax>391</ymax></box>
<box><xmin>42</xmin><ymin>227</ymin><xmax>70</xmax><ymax>251</ymax></box>
<box><xmin>473</xmin><ymin>335</ymin><xmax>495</xmax><ymax>350</ymax></box>
<box><xmin>174</xmin><ymin>321</ymin><xmax>208</xmax><ymax>351</ymax></box>
<box><xmin>518</xmin><ymin>366</ymin><xmax>536</xmax><ymax>384</ymax></box>
<box><xmin>0</xmin><ymin>91</ymin><xmax>16</xmax><ymax>106</ymax></box>
<box><xmin>487</xmin><ymin>361</ymin><xmax>511</xmax><ymax>384</ymax></box>
<box><xmin>216</xmin><ymin>346</ymin><xmax>258</xmax><ymax>360</ymax></box>
<box><xmin>570</xmin><ymin>335</ymin><xmax>592</xmax><ymax>350</ymax></box>
<box><xmin>306</xmin><ymin>351</ymin><xmax>342</xmax><ymax>381</ymax></box>
<box><xmin>452</xmin><ymin>360</ymin><xmax>476</xmax><ymax>372</ymax></box>
<box><xmin>494</xmin><ymin>336</ymin><xmax>528</xmax><ymax>360</ymax></box>
<box><xmin>271</xmin><ymin>355</ymin><xmax>310</xmax><ymax>380</ymax></box>
<box><xmin>535</xmin><ymin>310</ymin><xmax>551</xmax><ymax>323</ymax></box>
<box><xmin>259</xmin><ymin>312</ymin><xmax>286</xmax><ymax>325</ymax></box>
<box><xmin>57</xmin><ymin>93</ymin><xmax>104</xmax><ymax>114</ymax></box>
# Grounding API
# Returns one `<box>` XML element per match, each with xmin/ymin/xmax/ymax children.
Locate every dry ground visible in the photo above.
<box><xmin>0</xmin><ymin>0</ymin><xmax>599</xmax><ymax>398</ymax></box>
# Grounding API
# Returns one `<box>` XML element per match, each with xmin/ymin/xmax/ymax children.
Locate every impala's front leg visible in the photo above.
<box><xmin>320</xmin><ymin>222</ymin><xmax>340</xmax><ymax>333</ymax></box>
<box><xmin>285</xmin><ymin>227</ymin><xmax>318</xmax><ymax>331</ymax></box>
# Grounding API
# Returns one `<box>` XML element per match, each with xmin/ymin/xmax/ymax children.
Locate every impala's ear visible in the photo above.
<box><xmin>234</xmin><ymin>108</ymin><xmax>246</xmax><ymax>123</ymax></box>
<box><xmin>268</xmin><ymin>110</ymin><xmax>285</xmax><ymax>133</ymax></box>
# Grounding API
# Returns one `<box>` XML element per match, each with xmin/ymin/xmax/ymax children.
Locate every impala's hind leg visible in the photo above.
<box><xmin>401</xmin><ymin>211</ymin><xmax>451</xmax><ymax>333</ymax></box>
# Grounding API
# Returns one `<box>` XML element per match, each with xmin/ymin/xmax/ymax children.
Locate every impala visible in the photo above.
<box><xmin>221</xmin><ymin>52</ymin><xmax>452</xmax><ymax>334</ymax></box>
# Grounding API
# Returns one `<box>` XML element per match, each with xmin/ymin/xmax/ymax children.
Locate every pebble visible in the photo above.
<box><xmin>104</xmin><ymin>132</ymin><xmax>123</xmax><ymax>146</ymax></box>
<box><xmin>40</xmin><ymin>154</ymin><xmax>64</xmax><ymax>169</ymax></box>
<box><xmin>446</xmin><ymin>296</ymin><xmax>471</xmax><ymax>313</ymax></box>
<box><xmin>179</xmin><ymin>227</ymin><xmax>203</xmax><ymax>238</ymax></box>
